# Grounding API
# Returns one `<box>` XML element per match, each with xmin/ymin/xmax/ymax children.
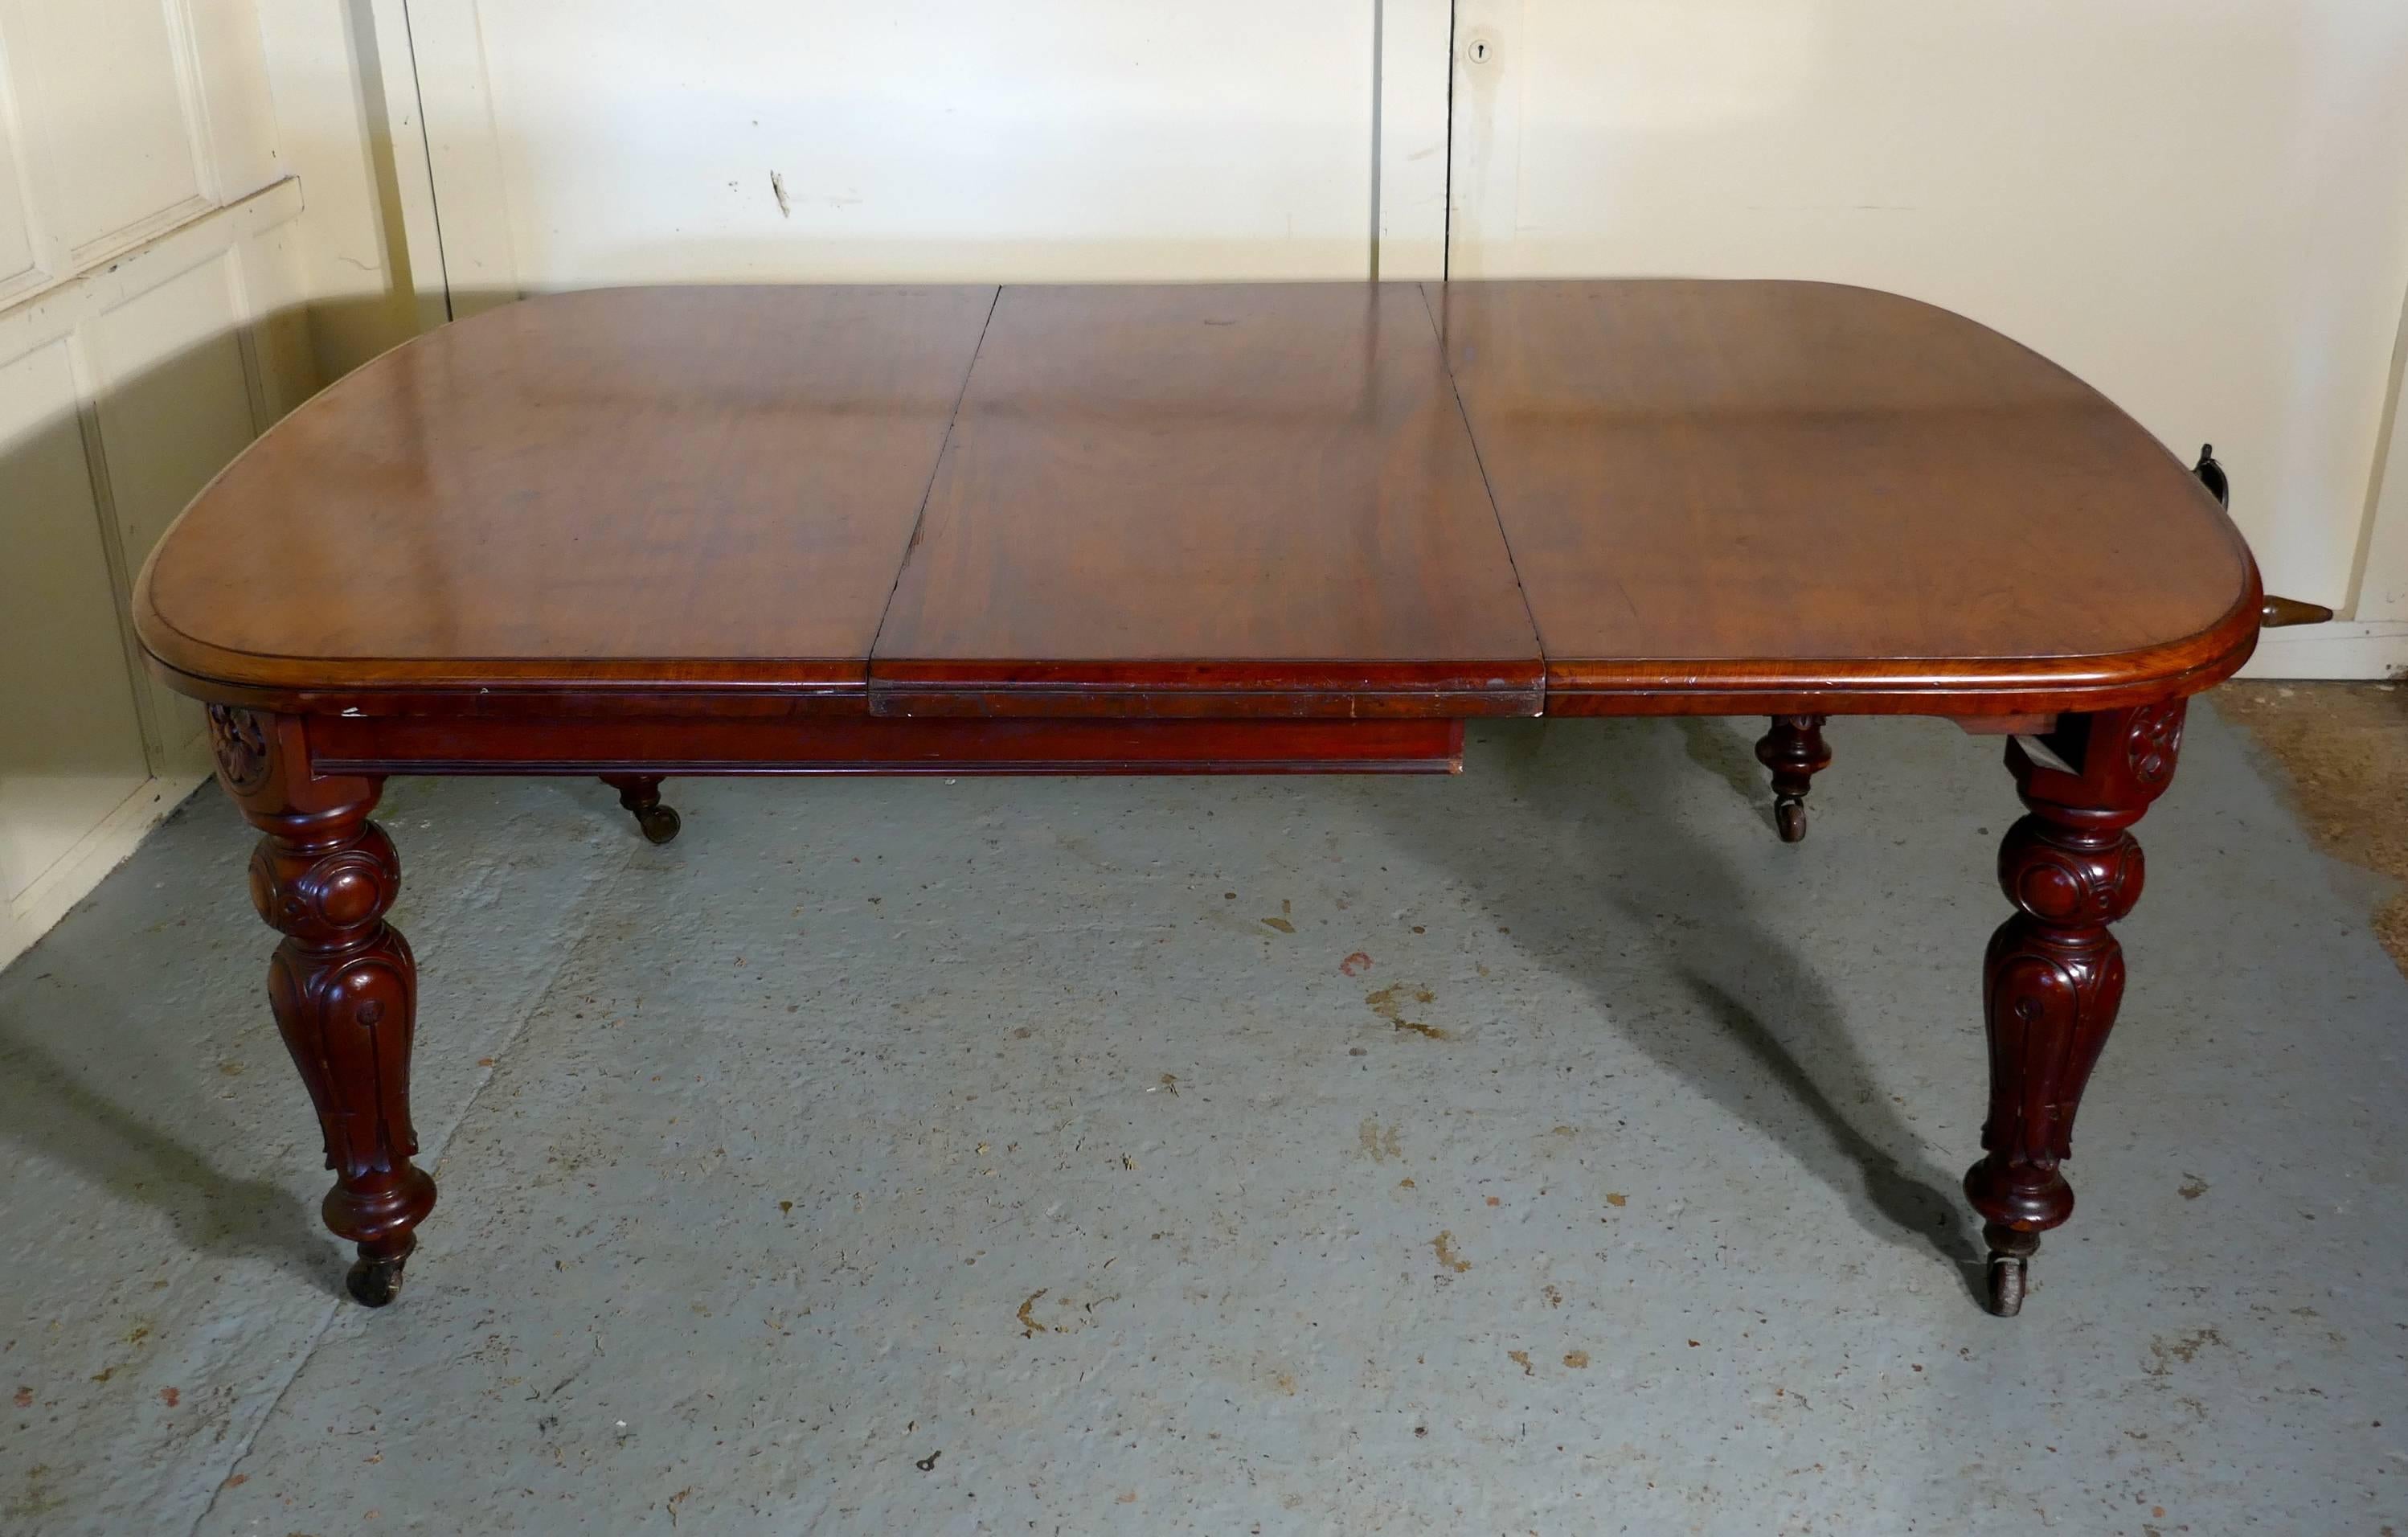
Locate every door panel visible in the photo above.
<box><xmin>0</xmin><ymin>0</ymin><xmax>306</xmax><ymax>967</ymax></box>
<box><xmin>4</xmin><ymin>0</ymin><xmax>211</xmax><ymax>260</ymax></box>
<box><xmin>0</xmin><ymin>64</ymin><xmax>38</xmax><ymax>297</ymax></box>
<box><xmin>0</xmin><ymin>342</ymin><xmax>151</xmax><ymax>906</ymax></box>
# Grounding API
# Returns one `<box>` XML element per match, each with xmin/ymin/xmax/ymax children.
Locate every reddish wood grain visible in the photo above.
<box><xmin>870</xmin><ymin>283</ymin><xmax>1544</xmax><ymax>717</ymax></box>
<box><xmin>1427</xmin><ymin>280</ymin><xmax>2260</xmax><ymax>711</ymax></box>
<box><xmin>137</xmin><ymin>285</ymin><xmax>996</xmax><ymax>691</ymax></box>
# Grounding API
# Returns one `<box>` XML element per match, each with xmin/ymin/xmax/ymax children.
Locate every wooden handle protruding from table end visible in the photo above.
<box><xmin>2259</xmin><ymin>595</ymin><xmax>2334</xmax><ymax>628</ymax></box>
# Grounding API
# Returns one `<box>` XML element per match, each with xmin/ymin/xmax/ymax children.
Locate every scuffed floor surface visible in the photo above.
<box><xmin>2</xmin><ymin>707</ymin><xmax>2402</xmax><ymax>1535</ymax></box>
<box><xmin>2219</xmin><ymin>681</ymin><xmax>2408</xmax><ymax>978</ymax></box>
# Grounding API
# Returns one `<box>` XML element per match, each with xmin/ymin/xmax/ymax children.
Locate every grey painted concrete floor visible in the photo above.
<box><xmin>2</xmin><ymin>708</ymin><xmax>2403</xmax><ymax>1535</ymax></box>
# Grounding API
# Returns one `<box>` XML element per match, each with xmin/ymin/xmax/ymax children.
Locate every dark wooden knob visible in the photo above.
<box><xmin>2259</xmin><ymin>595</ymin><xmax>2334</xmax><ymax>628</ymax></box>
<box><xmin>2192</xmin><ymin>443</ymin><xmax>2230</xmax><ymax>509</ymax></box>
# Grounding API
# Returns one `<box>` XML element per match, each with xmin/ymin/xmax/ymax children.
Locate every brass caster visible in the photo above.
<box><xmin>636</xmin><ymin>804</ymin><xmax>681</xmax><ymax>845</ymax></box>
<box><xmin>1984</xmin><ymin>1253</ymin><xmax>2026</xmax><ymax>1317</ymax></box>
<box><xmin>346</xmin><ymin>1252</ymin><xmax>408</xmax><ymax>1307</ymax></box>
<box><xmin>1979</xmin><ymin>1223</ymin><xmax>2039</xmax><ymax>1318</ymax></box>
<box><xmin>1756</xmin><ymin>716</ymin><xmax>1829</xmax><ymax>846</ymax></box>
<box><xmin>601</xmin><ymin>776</ymin><xmax>679</xmax><ymax>843</ymax></box>
<box><xmin>1774</xmin><ymin>794</ymin><xmax>1808</xmax><ymax>843</ymax></box>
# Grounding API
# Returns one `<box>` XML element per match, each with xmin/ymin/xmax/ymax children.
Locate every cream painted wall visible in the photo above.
<box><xmin>1448</xmin><ymin>0</ymin><xmax>2408</xmax><ymax>676</ymax></box>
<box><xmin>249</xmin><ymin>0</ymin><xmax>440</xmax><ymax>379</ymax></box>
<box><xmin>402</xmin><ymin>0</ymin><xmax>1399</xmax><ymax>299</ymax></box>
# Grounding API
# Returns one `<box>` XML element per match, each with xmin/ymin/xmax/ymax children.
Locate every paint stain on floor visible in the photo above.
<box><xmin>1016</xmin><ymin>1290</ymin><xmax>1049</xmax><ymax>1338</ymax></box>
<box><xmin>1432</xmin><ymin>1231</ymin><xmax>1472</xmax><ymax>1273</ymax></box>
<box><xmin>1366</xmin><ymin>983</ymin><xmax>1447</xmax><ymax>1039</ymax></box>
<box><xmin>1358</xmin><ymin>1119</ymin><xmax>1403</xmax><ymax>1162</ymax></box>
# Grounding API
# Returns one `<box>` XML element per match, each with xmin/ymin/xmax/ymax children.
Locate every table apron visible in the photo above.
<box><xmin>301</xmin><ymin>713</ymin><xmax>1468</xmax><ymax>777</ymax></box>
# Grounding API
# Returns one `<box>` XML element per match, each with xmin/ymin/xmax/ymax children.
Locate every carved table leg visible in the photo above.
<box><xmin>1755</xmin><ymin>715</ymin><xmax>1832</xmax><ymax>842</ymax></box>
<box><xmin>600</xmin><ymin>774</ymin><xmax>681</xmax><ymax>844</ymax></box>
<box><xmin>1964</xmin><ymin>701</ymin><xmax>2184</xmax><ymax>1315</ymax></box>
<box><xmin>210</xmin><ymin>706</ymin><xmax>436</xmax><ymax>1306</ymax></box>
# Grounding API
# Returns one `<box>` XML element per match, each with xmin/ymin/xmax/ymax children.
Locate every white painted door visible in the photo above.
<box><xmin>1446</xmin><ymin>0</ymin><xmax>2408</xmax><ymax>658</ymax></box>
<box><xmin>2345</xmin><ymin>301</ymin><xmax>2408</xmax><ymax>619</ymax></box>
<box><xmin>2253</xmin><ymin>295</ymin><xmax>2408</xmax><ymax>678</ymax></box>
<box><xmin>0</xmin><ymin>0</ymin><xmax>317</xmax><ymax>967</ymax></box>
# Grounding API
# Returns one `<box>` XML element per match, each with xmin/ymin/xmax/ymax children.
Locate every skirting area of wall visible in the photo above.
<box><xmin>0</xmin><ymin>773</ymin><xmax>205</xmax><ymax>973</ymax></box>
<box><xmin>2241</xmin><ymin>621</ymin><xmax>2408</xmax><ymax>682</ymax></box>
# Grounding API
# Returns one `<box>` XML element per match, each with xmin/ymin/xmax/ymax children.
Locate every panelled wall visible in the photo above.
<box><xmin>0</xmin><ymin>0</ymin><xmax>317</xmax><ymax>968</ymax></box>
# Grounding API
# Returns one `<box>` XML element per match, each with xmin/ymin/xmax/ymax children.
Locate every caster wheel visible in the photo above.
<box><xmin>637</xmin><ymin>805</ymin><xmax>682</xmax><ymax>845</ymax></box>
<box><xmin>1984</xmin><ymin>1254</ymin><xmax>2025</xmax><ymax>1317</ymax></box>
<box><xmin>1774</xmin><ymin>796</ymin><xmax>1808</xmax><ymax>843</ymax></box>
<box><xmin>346</xmin><ymin>1253</ymin><xmax>407</xmax><ymax>1308</ymax></box>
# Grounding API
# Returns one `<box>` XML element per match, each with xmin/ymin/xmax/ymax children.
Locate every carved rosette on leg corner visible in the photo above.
<box><xmin>1965</xmin><ymin>701</ymin><xmax>2183</xmax><ymax>1316</ymax></box>
<box><xmin>210</xmin><ymin>705</ymin><xmax>436</xmax><ymax>1305</ymax></box>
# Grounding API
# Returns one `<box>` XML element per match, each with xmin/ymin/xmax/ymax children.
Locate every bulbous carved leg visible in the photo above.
<box><xmin>1755</xmin><ymin>715</ymin><xmax>1831</xmax><ymax>842</ymax></box>
<box><xmin>211</xmin><ymin>705</ymin><xmax>436</xmax><ymax>1306</ymax></box>
<box><xmin>1964</xmin><ymin>702</ymin><xmax>2185</xmax><ymax>1316</ymax></box>
<box><xmin>600</xmin><ymin>774</ymin><xmax>680</xmax><ymax>844</ymax></box>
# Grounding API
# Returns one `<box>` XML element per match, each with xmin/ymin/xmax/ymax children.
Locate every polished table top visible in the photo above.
<box><xmin>135</xmin><ymin>281</ymin><xmax>2261</xmax><ymax>717</ymax></box>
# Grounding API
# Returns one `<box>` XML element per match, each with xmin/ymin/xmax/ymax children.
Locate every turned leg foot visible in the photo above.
<box><xmin>1964</xmin><ymin>703</ymin><xmax>2184</xmax><ymax>1315</ymax></box>
<box><xmin>601</xmin><ymin>774</ymin><xmax>680</xmax><ymax>843</ymax></box>
<box><xmin>346</xmin><ymin>1235</ymin><xmax>418</xmax><ymax>1307</ymax></box>
<box><xmin>211</xmin><ymin>706</ymin><xmax>437</xmax><ymax>1305</ymax></box>
<box><xmin>328</xmin><ymin>1166</ymin><xmax>435</xmax><ymax>1305</ymax></box>
<box><xmin>1755</xmin><ymin>715</ymin><xmax>1831</xmax><ymax>842</ymax></box>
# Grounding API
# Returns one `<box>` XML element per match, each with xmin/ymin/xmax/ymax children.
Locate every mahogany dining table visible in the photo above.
<box><xmin>133</xmin><ymin>280</ymin><xmax>2274</xmax><ymax>1317</ymax></box>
